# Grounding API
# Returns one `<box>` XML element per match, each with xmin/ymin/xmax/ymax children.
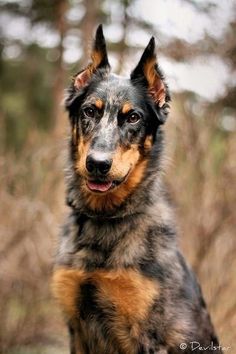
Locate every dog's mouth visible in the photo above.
<box><xmin>86</xmin><ymin>172</ymin><xmax>130</xmax><ymax>194</ymax></box>
<box><xmin>87</xmin><ymin>180</ymin><xmax>113</xmax><ymax>192</ymax></box>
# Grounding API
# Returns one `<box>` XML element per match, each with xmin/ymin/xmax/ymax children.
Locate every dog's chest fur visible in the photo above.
<box><xmin>53</xmin><ymin>267</ymin><xmax>159</xmax><ymax>354</ymax></box>
<box><xmin>53</xmin><ymin>214</ymin><xmax>159</xmax><ymax>353</ymax></box>
<box><xmin>52</xmin><ymin>207</ymin><xmax>201</xmax><ymax>354</ymax></box>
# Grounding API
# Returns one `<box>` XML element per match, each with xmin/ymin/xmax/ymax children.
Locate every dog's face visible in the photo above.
<box><xmin>66</xmin><ymin>25</ymin><xmax>170</xmax><ymax>212</ymax></box>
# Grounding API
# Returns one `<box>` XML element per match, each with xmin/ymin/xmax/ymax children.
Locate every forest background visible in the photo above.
<box><xmin>0</xmin><ymin>0</ymin><xmax>235</xmax><ymax>353</ymax></box>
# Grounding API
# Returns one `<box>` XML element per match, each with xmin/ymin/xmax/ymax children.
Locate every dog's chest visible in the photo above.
<box><xmin>52</xmin><ymin>267</ymin><xmax>158</xmax><ymax>320</ymax></box>
<box><xmin>52</xmin><ymin>267</ymin><xmax>159</xmax><ymax>353</ymax></box>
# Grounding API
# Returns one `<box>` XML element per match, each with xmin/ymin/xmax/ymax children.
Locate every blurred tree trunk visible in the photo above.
<box><xmin>53</xmin><ymin>0</ymin><xmax>68</xmax><ymax>137</ymax></box>
<box><xmin>117</xmin><ymin>0</ymin><xmax>129</xmax><ymax>74</ymax></box>
<box><xmin>53</xmin><ymin>0</ymin><xmax>102</xmax><ymax>136</ymax></box>
<box><xmin>80</xmin><ymin>0</ymin><xmax>100</xmax><ymax>67</ymax></box>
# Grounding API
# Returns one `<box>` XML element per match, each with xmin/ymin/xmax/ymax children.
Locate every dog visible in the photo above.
<box><xmin>52</xmin><ymin>25</ymin><xmax>222</xmax><ymax>354</ymax></box>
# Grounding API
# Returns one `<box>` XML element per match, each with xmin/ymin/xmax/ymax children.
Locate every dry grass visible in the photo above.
<box><xmin>0</xmin><ymin>130</ymin><xmax>68</xmax><ymax>353</ymax></box>
<box><xmin>166</xmin><ymin>96</ymin><xmax>236</xmax><ymax>351</ymax></box>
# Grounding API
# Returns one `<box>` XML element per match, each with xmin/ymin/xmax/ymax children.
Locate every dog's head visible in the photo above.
<box><xmin>66</xmin><ymin>25</ymin><xmax>170</xmax><ymax>212</ymax></box>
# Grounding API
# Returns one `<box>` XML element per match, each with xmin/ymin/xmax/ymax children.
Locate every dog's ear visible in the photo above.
<box><xmin>74</xmin><ymin>24</ymin><xmax>110</xmax><ymax>90</ymax></box>
<box><xmin>130</xmin><ymin>37</ymin><xmax>166</xmax><ymax>108</ymax></box>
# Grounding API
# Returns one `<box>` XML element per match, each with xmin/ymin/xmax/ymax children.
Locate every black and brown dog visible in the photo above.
<box><xmin>52</xmin><ymin>25</ymin><xmax>222</xmax><ymax>354</ymax></box>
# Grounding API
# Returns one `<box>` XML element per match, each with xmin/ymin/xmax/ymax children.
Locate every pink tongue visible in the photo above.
<box><xmin>87</xmin><ymin>181</ymin><xmax>112</xmax><ymax>192</ymax></box>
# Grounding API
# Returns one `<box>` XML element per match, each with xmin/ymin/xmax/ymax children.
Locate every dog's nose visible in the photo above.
<box><xmin>86</xmin><ymin>153</ymin><xmax>112</xmax><ymax>175</ymax></box>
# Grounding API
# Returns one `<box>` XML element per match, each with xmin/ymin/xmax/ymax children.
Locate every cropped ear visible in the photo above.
<box><xmin>74</xmin><ymin>24</ymin><xmax>110</xmax><ymax>90</ymax></box>
<box><xmin>130</xmin><ymin>37</ymin><xmax>167</xmax><ymax>108</ymax></box>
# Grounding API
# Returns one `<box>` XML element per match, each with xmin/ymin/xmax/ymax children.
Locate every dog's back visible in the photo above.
<box><xmin>52</xmin><ymin>25</ymin><xmax>221</xmax><ymax>354</ymax></box>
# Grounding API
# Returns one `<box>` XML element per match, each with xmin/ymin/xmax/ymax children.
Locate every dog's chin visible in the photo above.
<box><xmin>85</xmin><ymin>171</ymin><xmax>130</xmax><ymax>194</ymax></box>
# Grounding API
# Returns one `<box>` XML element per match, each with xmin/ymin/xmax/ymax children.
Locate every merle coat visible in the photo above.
<box><xmin>52</xmin><ymin>25</ymin><xmax>222</xmax><ymax>354</ymax></box>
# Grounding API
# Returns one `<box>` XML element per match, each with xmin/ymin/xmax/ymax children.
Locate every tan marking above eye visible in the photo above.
<box><xmin>122</xmin><ymin>102</ymin><xmax>133</xmax><ymax>114</ymax></box>
<box><xmin>94</xmin><ymin>99</ymin><xmax>104</xmax><ymax>110</ymax></box>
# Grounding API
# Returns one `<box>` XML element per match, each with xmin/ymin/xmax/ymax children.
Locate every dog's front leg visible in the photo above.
<box><xmin>68</xmin><ymin>324</ymin><xmax>76</xmax><ymax>354</ymax></box>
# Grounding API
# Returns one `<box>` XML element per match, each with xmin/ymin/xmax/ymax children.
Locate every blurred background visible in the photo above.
<box><xmin>0</xmin><ymin>0</ymin><xmax>235</xmax><ymax>353</ymax></box>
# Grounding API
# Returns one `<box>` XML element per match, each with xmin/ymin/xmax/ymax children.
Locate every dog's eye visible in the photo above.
<box><xmin>84</xmin><ymin>107</ymin><xmax>95</xmax><ymax>118</ymax></box>
<box><xmin>127</xmin><ymin>112</ymin><xmax>140</xmax><ymax>124</ymax></box>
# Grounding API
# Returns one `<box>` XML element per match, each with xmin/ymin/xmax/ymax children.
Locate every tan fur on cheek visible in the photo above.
<box><xmin>75</xmin><ymin>137</ymin><xmax>90</xmax><ymax>176</ymax></box>
<box><xmin>144</xmin><ymin>135</ymin><xmax>153</xmax><ymax>151</ymax></box>
<box><xmin>110</xmin><ymin>145</ymin><xmax>140</xmax><ymax>179</ymax></box>
<box><xmin>123</xmin><ymin>158</ymin><xmax>147</xmax><ymax>190</ymax></box>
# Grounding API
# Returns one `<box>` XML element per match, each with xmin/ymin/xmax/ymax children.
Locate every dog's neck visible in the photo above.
<box><xmin>57</xmin><ymin>162</ymin><xmax>175</xmax><ymax>270</ymax></box>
